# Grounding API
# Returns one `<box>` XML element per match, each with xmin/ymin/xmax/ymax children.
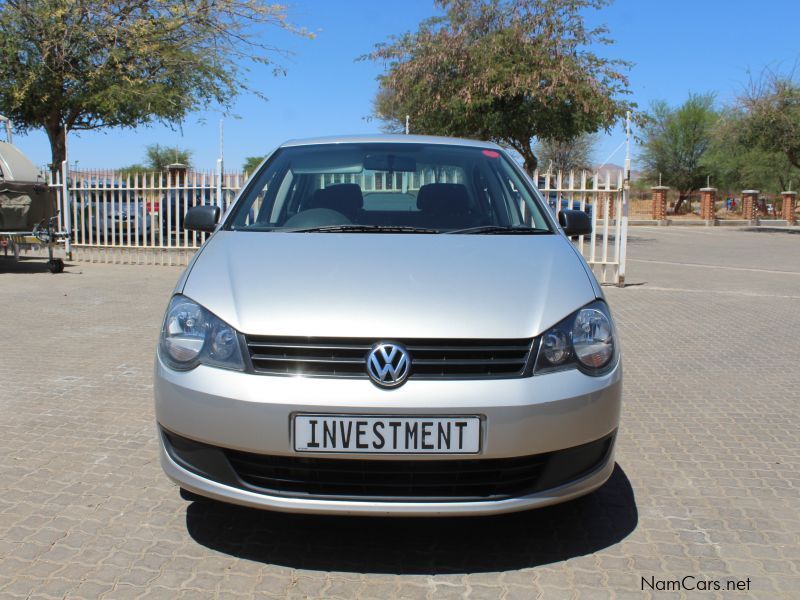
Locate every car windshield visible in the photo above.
<box><xmin>225</xmin><ymin>142</ymin><xmax>552</xmax><ymax>233</ymax></box>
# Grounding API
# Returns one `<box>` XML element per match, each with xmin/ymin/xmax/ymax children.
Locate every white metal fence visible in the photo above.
<box><xmin>535</xmin><ymin>169</ymin><xmax>628</xmax><ymax>285</ymax></box>
<box><xmin>49</xmin><ymin>165</ymin><xmax>627</xmax><ymax>284</ymax></box>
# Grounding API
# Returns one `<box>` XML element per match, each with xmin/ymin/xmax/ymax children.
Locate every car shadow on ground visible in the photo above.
<box><xmin>185</xmin><ymin>464</ymin><xmax>637</xmax><ymax>574</ymax></box>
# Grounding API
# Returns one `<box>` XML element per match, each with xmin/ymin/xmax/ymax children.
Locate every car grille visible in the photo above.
<box><xmin>163</xmin><ymin>430</ymin><xmax>615</xmax><ymax>502</ymax></box>
<box><xmin>244</xmin><ymin>336</ymin><xmax>536</xmax><ymax>379</ymax></box>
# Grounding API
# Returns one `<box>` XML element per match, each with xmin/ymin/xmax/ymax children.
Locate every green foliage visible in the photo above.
<box><xmin>242</xmin><ymin>156</ymin><xmax>267</xmax><ymax>174</ymax></box>
<box><xmin>0</xmin><ymin>1</ymin><xmax>309</xmax><ymax>171</ymax></box>
<box><xmin>703</xmin><ymin>109</ymin><xmax>800</xmax><ymax>193</ymax></box>
<box><xmin>366</xmin><ymin>0</ymin><xmax>632</xmax><ymax>173</ymax></box>
<box><xmin>145</xmin><ymin>145</ymin><xmax>192</xmax><ymax>172</ymax></box>
<box><xmin>535</xmin><ymin>134</ymin><xmax>597</xmax><ymax>173</ymax></box>
<box><xmin>117</xmin><ymin>163</ymin><xmax>148</xmax><ymax>177</ymax></box>
<box><xmin>737</xmin><ymin>73</ymin><xmax>800</xmax><ymax>172</ymax></box>
<box><xmin>638</xmin><ymin>94</ymin><xmax>718</xmax><ymax>206</ymax></box>
<box><xmin>116</xmin><ymin>145</ymin><xmax>191</xmax><ymax>176</ymax></box>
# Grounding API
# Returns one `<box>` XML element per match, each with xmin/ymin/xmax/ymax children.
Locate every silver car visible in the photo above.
<box><xmin>154</xmin><ymin>135</ymin><xmax>622</xmax><ymax>516</ymax></box>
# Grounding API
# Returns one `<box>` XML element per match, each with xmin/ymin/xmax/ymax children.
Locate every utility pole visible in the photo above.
<box><xmin>617</xmin><ymin>110</ymin><xmax>632</xmax><ymax>288</ymax></box>
<box><xmin>219</xmin><ymin>118</ymin><xmax>225</xmax><ymax>174</ymax></box>
<box><xmin>0</xmin><ymin>114</ymin><xmax>12</xmax><ymax>143</ymax></box>
<box><xmin>60</xmin><ymin>126</ymin><xmax>72</xmax><ymax>260</ymax></box>
<box><xmin>64</xmin><ymin>125</ymin><xmax>69</xmax><ymax>166</ymax></box>
<box><xmin>216</xmin><ymin>118</ymin><xmax>225</xmax><ymax>208</ymax></box>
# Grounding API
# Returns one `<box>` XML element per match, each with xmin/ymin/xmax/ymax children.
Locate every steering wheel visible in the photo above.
<box><xmin>283</xmin><ymin>208</ymin><xmax>352</xmax><ymax>229</ymax></box>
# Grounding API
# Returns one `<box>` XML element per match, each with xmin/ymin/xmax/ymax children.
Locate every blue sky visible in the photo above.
<box><xmin>11</xmin><ymin>0</ymin><xmax>800</xmax><ymax>171</ymax></box>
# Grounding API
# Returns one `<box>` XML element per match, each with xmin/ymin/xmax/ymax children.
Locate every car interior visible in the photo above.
<box><xmin>277</xmin><ymin>181</ymin><xmax>479</xmax><ymax>229</ymax></box>
<box><xmin>228</xmin><ymin>145</ymin><xmax>550</xmax><ymax>232</ymax></box>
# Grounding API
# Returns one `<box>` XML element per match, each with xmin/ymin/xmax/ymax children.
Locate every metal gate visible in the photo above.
<box><xmin>535</xmin><ymin>168</ymin><xmax>628</xmax><ymax>285</ymax></box>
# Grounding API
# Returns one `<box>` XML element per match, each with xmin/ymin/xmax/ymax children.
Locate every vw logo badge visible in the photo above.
<box><xmin>367</xmin><ymin>342</ymin><xmax>411</xmax><ymax>388</ymax></box>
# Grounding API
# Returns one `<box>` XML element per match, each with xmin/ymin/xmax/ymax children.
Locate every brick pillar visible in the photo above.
<box><xmin>742</xmin><ymin>190</ymin><xmax>760</xmax><ymax>222</ymax></box>
<box><xmin>603</xmin><ymin>192</ymin><xmax>615</xmax><ymax>220</ymax></box>
<box><xmin>699</xmin><ymin>187</ymin><xmax>717</xmax><ymax>222</ymax></box>
<box><xmin>781</xmin><ymin>191</ymin><xmax>797</xmax><ymax>225</ymax></box>
<box><xmin>651</xmin><ymin>186</ymin><xmax>669</xmax><ymax>222</ymax></box>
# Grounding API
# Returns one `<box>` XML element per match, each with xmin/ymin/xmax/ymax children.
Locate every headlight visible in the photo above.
<box><xmin>541</xmin><ymin>330</ymin><xmax>570</xmax><ymax>364</ymax></box>
<box><xmin>572</xmin><ymin>307</ymin><xmax>614</xmax><ymax>369</ymax></box>
<box><xmin>534</xmin><ymin>300</ymin><xmax>617</xmax><ymax>376</ymax></box>
<box><xmin>159</xmin><ymin>295</ymin><xmax>245</xmax><ymax>371</ymax></box>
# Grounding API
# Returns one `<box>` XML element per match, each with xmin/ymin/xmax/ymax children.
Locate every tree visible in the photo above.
<box><xmin>243</xmin><ymin>156</ymin><xmax>267</xmax><ymax>174</ymax></box>
<box><xmin>117</xmin><ymin>163</ymin><xmax>148</xmax><ymax>178</ymax></box>
<box><xmin>737</xmin><ymin>72</ymin><xmax>800</xmax><ymax>172</ymax></box>
<box><xmin>0</xmin><ymin>1</ymin><xmax>309</xmax><ymax>174</ymax></box>
<box><xmin>118</xmin><ymin>145</ymin><xmax>191</xmax><ymax>175</ymax></box>
<box><xmin>535</xmin><ymin>133</ymin><xmax>597</xmax><ymax>173</ymax></box>
<box><xmin>144</xmin><ymin>145</ymin><xmax>192</xmax><ymax>172</ymax></box>
<box><xmin>366</xmin><ymin>0</ymin><xmax>632</xmax><ymax>174</ymax></box>
<box><xmin>703</xmin><ymin>109</ymin><xmax>800</xmax><ymax>193</ymax></box>
<box><xmin>638</xmin><ymin>94</ymin><xmax>718</xmax><ymax>213</ymax></box>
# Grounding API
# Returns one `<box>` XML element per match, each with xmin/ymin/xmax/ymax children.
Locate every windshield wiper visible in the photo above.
<box><xmin>282</xmin><ymin>224</ymin><xmax>441</xmax><ymax>234</ymax></box>
<box><xmin>443</xmin><ymin>225</ymin><xmax>551</xmax><ymax>235</ymax></box>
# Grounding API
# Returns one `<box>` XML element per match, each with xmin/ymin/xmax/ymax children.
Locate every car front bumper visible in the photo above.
<box><xmin>154</xmin><ymin>357</ymin><xmax>622</xmax><ymax>516</ymax></box>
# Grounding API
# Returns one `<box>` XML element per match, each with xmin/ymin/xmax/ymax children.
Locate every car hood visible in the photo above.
<box><xmin>181</xmin><ymin>231</ymin><xmax>597</xmax><ymax>338</ymax></box>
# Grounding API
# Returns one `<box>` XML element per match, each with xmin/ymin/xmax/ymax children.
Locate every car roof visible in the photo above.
<box><xmin>279</xmin><ymin>134</ymin><xmax>502</xmax><ymax>150</ymax></box>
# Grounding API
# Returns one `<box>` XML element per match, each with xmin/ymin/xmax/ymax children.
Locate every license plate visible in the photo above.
<box><xmin>293</xmin><ymin>415</ymin><xmax>481</xmax><ymax>454</ymax></box>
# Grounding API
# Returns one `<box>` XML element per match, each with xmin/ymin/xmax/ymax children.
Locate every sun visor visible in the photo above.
<box><xmin>289</xmin><ymin>150</ymin><xmax>364</xmax><ymax>174</ymax></box>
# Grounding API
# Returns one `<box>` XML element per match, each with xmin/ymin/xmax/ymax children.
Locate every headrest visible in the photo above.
<box><xmin>308</xmin><ymin>184</ymin><xmax>363</xmax><ymax>219</ymax></box>
<box><xmin>416</xmin><ymin>183</ymin><xmax>470</xmax><ymax>215</ymax></box>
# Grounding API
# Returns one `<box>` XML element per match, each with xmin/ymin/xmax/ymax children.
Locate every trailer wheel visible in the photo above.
<box><xmin>47</xmin><ymin>258</ymin><xmax>65</xmax><ymax>274</ymax></box>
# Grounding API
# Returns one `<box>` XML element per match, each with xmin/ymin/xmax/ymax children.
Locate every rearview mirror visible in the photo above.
<box><xmin>363</xmin><ymin>154</ymin><xmax>416</xmax><ymax>172</ymax></box>
<box><xmin>184</xmin><ymin>205</ymin><xmax>220</xmax><ymax>232</ymax></box>
<box><xmin>558</xmin><ymin>209</ymin><xmax>591</xmax><ymax>237</ymax></box>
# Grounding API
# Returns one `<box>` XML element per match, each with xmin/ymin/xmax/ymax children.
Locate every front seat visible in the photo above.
<box><xmin>306</xmin><ymin>184</ymin><xmax>363</xmax><ymax>221</ymax></box>
<box><xmin>416</xmin><ymin>183</ymin><xmax>473</xmax><ymax>229</ymax></box>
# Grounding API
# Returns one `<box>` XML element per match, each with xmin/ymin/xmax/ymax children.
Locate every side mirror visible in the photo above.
<box><xmin>184</xmin><ymin>205</ymin><xmax>220</xmax><ymax>232</ymax></box>
<box><xmin>558</xmin><ymin>209</ymin><xmax>591</xmax><ymax>237</ymax></box>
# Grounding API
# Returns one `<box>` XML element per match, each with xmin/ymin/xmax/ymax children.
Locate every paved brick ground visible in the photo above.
<box><xmin>1</xmin><ymin>227</ymin><xmax>798</xmax><ymax>599</ymax></box>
